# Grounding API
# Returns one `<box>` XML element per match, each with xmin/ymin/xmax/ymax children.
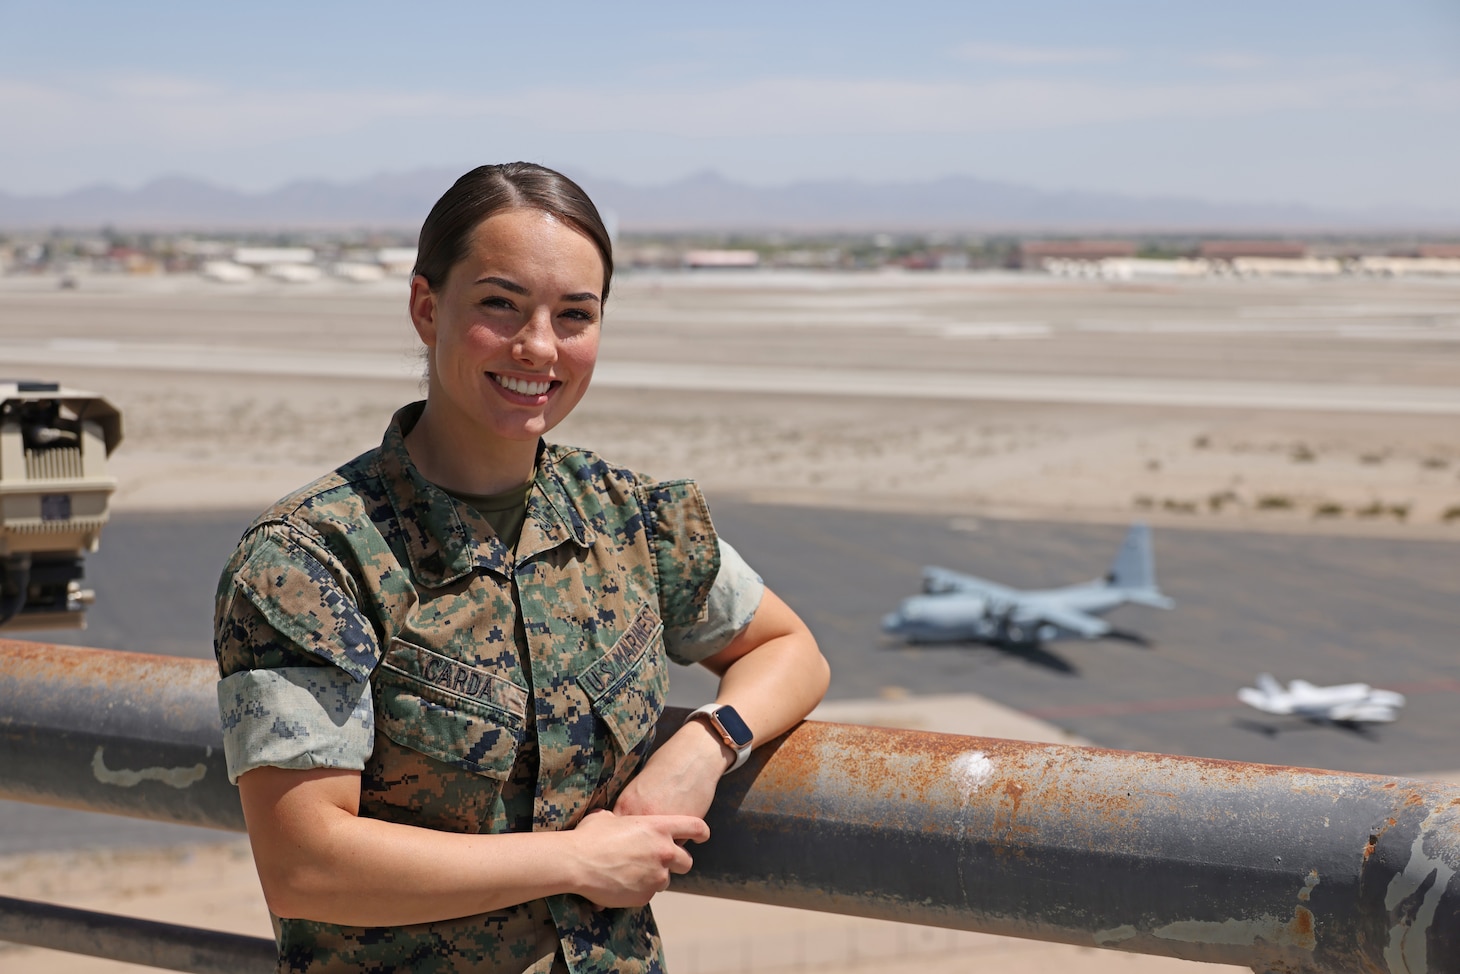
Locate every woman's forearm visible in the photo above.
<box><xmin>257</xmin><ymin>799</ymin><xmax>580</xmax><ymax>925</ymax></box>
<box><xmin>239</xmin><ymin>767</ymin><xmax>706</xmax><ymax>926</ymax></box>
<box><xmin>708</xmin><ymin>587</ymin><xmax>830</xmax><ymax>744</ymax></box>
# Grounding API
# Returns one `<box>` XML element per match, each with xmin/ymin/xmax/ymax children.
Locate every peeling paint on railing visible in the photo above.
<box><xmin>1093</xmin><ymin>924</ymin><xmax>1138</xmax><ymax>945</ymax></box>
<box><xmin>91</xmin><ymin>746</ymin><xmax>208</xmax><ymax>789</ymax></box>
<box><xmin>1384</xmin><ymin>802</ymin><xmax>1459</xmax><ymax>974</ymax></box>
<box><xmin>1152</xmin><ymin>909</ymin><xmax>1315</xmax><ymax>951</ymax></box>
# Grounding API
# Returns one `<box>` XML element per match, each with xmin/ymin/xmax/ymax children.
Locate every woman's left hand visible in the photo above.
<box><xmin>613</xmin><ymin>719</ymin><xmax>731</xmax><ymax>820</ymax></box>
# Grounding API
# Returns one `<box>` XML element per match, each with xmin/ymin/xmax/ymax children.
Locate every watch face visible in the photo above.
<box><xmin>714</xmin><ymin>706</ymin><xmax>755</xmax><ymax>748</ymax></box>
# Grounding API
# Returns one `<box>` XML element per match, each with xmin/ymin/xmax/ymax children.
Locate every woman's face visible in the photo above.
<box><xmin>410</xmin><ymin>208</ymin><xmax>604</xmax><ymax>449</ymax></box>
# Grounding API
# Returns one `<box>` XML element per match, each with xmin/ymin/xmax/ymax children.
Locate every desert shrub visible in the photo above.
<box><xmin>1313</xmin><ymin>502</ymin><xmax>1345</xmax><ymax>518</ymax></box>
<box><xmin>1208</xmin><ymin>490</ymin><xmax>1241</xmax><ymax>513</ymax></box>
<box><xmin>1256</xmin><ymin>494</ymin><xmax>1295</xmax><ymax>511</ymax></box>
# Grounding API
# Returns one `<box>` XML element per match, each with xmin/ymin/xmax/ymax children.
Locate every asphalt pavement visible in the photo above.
<box><xmin>703</xmin><ymin>500</ymin><xmax>1459</xmax><ymax>776</ymax></box>
<box><xmin>4</xmin><ymin>502</ymin><xmax>1457</xmax><ymax>852</ymax></box>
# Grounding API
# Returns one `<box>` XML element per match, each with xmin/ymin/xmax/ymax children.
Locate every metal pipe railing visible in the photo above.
<box><xmin>0</xmin><ymin>894</ymin><xmax>275</xmax><ymax>974</ymax></box>
<box><xmin>2</xmin><ymin>639</ymin><xmax>1457</xmax><ymax>974</ymax></box>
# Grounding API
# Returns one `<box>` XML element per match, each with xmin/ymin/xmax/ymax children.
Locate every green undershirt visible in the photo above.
<box><xmin>443</xmin><ymin>481</ymin><xmax>534</xmax><ymax>550</ymax></box>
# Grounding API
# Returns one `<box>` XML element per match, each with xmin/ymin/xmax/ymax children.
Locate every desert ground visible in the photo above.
<box><xmin>4</xmin><ymin>268</ymin><xmax>1458</xmax><ymax>533</ymax></box>
<box><xmin>2</xmin><ymin>268</ymin><xmax>1458</xmax><ymax>972</ymax></box>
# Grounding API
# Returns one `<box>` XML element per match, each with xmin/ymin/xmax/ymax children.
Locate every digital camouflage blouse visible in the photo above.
<box><xmin>214</xmin><ymin>402</ymin><xmax>762</xmax><ymax>974</ymax></box>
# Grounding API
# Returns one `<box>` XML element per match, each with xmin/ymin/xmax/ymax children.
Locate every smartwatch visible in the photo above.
<box><xmin>686</xmin><ymin>704</ymin><xmax>755</xmax><ymax>774</ymax></box>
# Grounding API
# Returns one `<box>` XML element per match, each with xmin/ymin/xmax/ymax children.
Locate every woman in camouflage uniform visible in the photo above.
<box><xmin>213</xmin><ymin>163</ymin><xmax>830</xmax><ymax>974</ymax></box>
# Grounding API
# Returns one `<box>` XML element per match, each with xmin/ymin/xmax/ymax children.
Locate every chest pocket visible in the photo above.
<box><xmin>374</xmin><ymin>636</ymin><xmax>527</xmax><ymax>779</ymax></box>
<box><xmin>576</xmin><ymin>603</ymin><xmax>669</xmax><ymax>757</ymax></box>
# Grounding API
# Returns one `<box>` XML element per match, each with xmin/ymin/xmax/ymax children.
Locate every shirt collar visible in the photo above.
<box><xmin>520</xmin><ymin>444</ymin><xmax>599</xmax><ymax>561</ymax></box>
<box><xmin>375</xmin><ymin>403</ymin><xmax>595</xmax><ymax>587</ymax></box>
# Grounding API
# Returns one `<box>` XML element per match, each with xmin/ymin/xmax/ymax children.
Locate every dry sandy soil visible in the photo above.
<box><xmin>3</xmin><ymin>269</ymin><xmax>1457</xmax><ymax>971</ymax></box>
<box><xmin>4</xmin><ymin>269</ymin><xmax>1457</xmax><ymax>537</ymax></box>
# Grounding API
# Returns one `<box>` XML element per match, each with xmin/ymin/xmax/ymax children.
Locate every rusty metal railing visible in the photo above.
<box><xmin>1</xmin><ymin>638</ymin><xmax>1458</xmax><ymax>974</ymax></box>
<box><xmin>0</xmin><ymin>893</ymin><xmax>276</xmax><ymax>974</ymax></box>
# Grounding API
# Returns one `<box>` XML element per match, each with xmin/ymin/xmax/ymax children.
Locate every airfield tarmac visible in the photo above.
<box><xmin>8</xmin><ymin>500</ymin><xmax>1458</xmax><ymax>779</ymax></box>
<box><xmin>2</xmin><ymin>269</ymin><xmax>1458</xmax><ymax>972</ymax></box>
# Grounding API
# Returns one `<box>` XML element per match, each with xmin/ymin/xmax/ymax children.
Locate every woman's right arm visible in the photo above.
<box><xmin>237</xmin><ymin>766</ymin><xmax>709</xmax><ymax>926</ymax></box>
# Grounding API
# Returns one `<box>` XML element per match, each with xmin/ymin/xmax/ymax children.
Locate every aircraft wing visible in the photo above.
<box><xmin>921</xmin><ymin>566</ymin><xmax>1004</xmax><ymax>596</ymax></box>
<box><xmin>1238</xmin><ymin>686</ymin><xmax>1292</xmax><ymax>715</ymax></box>
<box><xmin>1327</xmin><ymin>701</ymin><xmax>1399</xmax><ymax>723</ymax></box>
<box><xmin>1012</xmin><ymin>602</ymin><xmax>1112</xmax><ymax>639</ymax></box>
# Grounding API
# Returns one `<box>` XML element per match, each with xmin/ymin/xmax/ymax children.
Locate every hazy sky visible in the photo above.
<box><xmin>2</xmin><ymin>0</ymin><xmax>1458</xmax><ymax>211</ymax></box>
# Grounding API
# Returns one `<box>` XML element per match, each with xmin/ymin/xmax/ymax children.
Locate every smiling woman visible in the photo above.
<box><xmin>210</xmin><ymin>163</ymin><xmax>829</xmax><ymax>974</ymax></box>
<box><xmin>407</xmin><ymin>207</ymin><xmax>604</xmax><ymax>493</ymax></box>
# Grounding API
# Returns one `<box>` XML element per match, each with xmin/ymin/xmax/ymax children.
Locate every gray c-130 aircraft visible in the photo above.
<box><xmin>881</xmin><ymin>523</ymin><xmax>1174</xmax><ymax>646</ymax></box>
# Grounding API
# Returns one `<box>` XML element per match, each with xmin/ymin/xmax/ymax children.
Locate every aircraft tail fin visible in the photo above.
<box><xmin>1106</xmin><ymin>523</ymin><xmax>1167</xmax><ymax>600</ymax></box>
<box><xmin>1255</xmin><ymin>673</ymin><xmax>1284</xmax><ymax>697</ymax></box>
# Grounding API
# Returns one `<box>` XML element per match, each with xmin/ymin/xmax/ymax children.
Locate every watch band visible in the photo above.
<box><xmin>686</xmin><ymin>703</ymin><xmax>754</xmax><ymax>774</ymax></box>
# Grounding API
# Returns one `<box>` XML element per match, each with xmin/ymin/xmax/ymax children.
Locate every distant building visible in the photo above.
<box><xmin>377</xmin><ymin>248</ymin><xmax>418</xmax><ymax>275</ymax></box>
<box><xmin>1416</xmin><ymin>243</ymin><xmax>1460</xmax><ymax>259</ymax></box>
<box><xmin>223</xmin><ymin>247</ymin><xmax>321</xmax><ymax>285</ymax></box>
<box><xmin>265</xmin><ymin>264</ymin><xmax>323</xmax><ymax>284</ymax></box>
<box><xmin>1229</xmin><ymin>256</ymin><xmax>1341</xmax><ymax>278</ymax></box>
<box><xmin>1098</xmin><ymin>258</ymin><xmax>1209</xmax><ymax>281</ymax></box>
<box><xmin>683</xmin><ymin>249</ymin><xmax>760</xmax><ymax>269</ymax></box>
<box><xmin>232</xmin><ymin>247</ymin><xmax>316</xmax><ymax>266</ymax></box>
<box><xmin>1354</xmin><ymin>255</ymin><xmax>1460</xmax><ymax>277</ymax></box>
<box><xmin>200</xmin><ymin>261</ymin><xmax>255</xmax><ymax>283</ymax></box>
<box><xmin>1018</xmin><ymin>240</ymin><xmax>1137</xmax><ymax>269</ymax></box>
<box><xmin>332</xmin><ymin>262</ymin><xmax>386</xmax><ymax>283</ymax></box>
<box><xmin>1197</xmin><ymin>240</ymin><xmax>1307</xmax><ymax>260</ymax></box>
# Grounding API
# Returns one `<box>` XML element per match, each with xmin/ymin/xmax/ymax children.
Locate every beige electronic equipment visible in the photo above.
<box><xmin>0</xmin><ymin>381</ymin><xmax>121</xmax><ymax>631</ymax></box>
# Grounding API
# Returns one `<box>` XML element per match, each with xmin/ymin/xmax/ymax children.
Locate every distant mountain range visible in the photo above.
<box><xmin>1</xmin><ymin>169</ymin><xmax>1455</xmax><ymax>234</ymax></box>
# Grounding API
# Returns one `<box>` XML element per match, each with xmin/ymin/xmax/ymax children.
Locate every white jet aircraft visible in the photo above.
<box><xmin>1237</xmin><ymin>674</ymin><xmax>1406</xmax><ymax>725</ymax></box>
<box><xmin>881</xmin><ymin>523</ymin><xmax>1174</xmax><ymax>646</ymax></box>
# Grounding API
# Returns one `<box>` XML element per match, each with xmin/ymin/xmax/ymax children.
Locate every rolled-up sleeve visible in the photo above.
<box><xmin>664</xmin><ymin>538</ymin><xmax>765</xmax><ymax>665</ymax></box>
<box><xmin>218</xmin><ymin>666</ymin><xmax>375</xmax><ymax>784</ymax></box>
<box><xmin>214</xmin><ymin>522</ymin><xmax>384</xmax><ymax>782</ymax></box>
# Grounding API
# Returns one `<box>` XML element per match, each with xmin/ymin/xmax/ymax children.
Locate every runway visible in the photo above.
<box><xmin>7</xmin><ymin>337</ymin><xmax>1460</xmax><ymax>415</ymax></box>
<box><xmin>3</xmin><ymin>502</ymin><xmax>1456</xmax><ymax>852</ymax></box>
<box><xmin>704</xmin><ymin>500</ymin><xmax>1460</xmax><ymax>778</ymax></box>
